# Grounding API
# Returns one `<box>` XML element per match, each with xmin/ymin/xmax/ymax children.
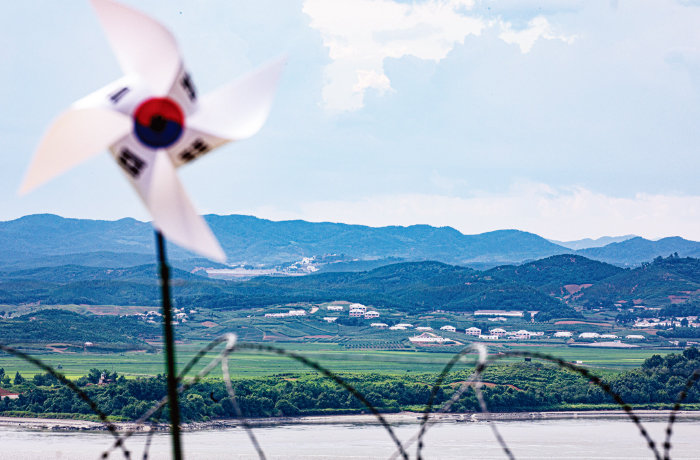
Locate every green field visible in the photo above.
<box><xmin>0</xmin><ymin>341</ymin><xmax>677</xmax><ymax>381</ymax></box>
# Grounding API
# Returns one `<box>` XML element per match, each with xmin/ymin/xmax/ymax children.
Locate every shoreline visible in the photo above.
<box><xmin>1</xmin><ymin>410</ymin><xmax>700</xmax><ymax>432</ymax></box>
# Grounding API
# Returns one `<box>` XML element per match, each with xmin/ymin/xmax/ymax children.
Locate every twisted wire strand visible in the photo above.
<box><xmin>417</xmin><ymin>349</ymin><xmax>664</xmax><ymax>460</ymax></box>
<box><xmin>389</xmin><ymin>346</ymin><xmax>479</xmax><ymax>460</ymax></box>
<box><xmin>103</xmin><ymin>334</ymin><xmax>243</xmax><ymax>458</ymax></box>
<box><xmin>234</xmin><ymin>342</ymin><xmax>410</xmax><ymax>460</ymax></box>
<box><xmin>412</xmin><ymin>344</ymin><xmax>513</xmax><ymax>460</ymax></box>
<box><xmin>663</xmin><ymin>368</ymin><xmax>700</xmax><ymax>460</ymax></box>
<box><xmin>0</xmin><ymin>343</ymin><xmax>132</xmax><ymax>459</ymax></box>
<box><xmin>487</xmin><ymin>351</ymin><xmax>661</xmax><ymax>460</ymax></box>
<box><xmin>220</xmin><ymin>337</ymin><xmax>267</xmax><ymax>459</ymax></box>
<box><xmin>8</xmin><ymin>337</ymin><xmax>698</xmax><ymax>460</ymax></box>
<box><xmin>141</xmin><ymin>406</ymin><xmax>164</xmax><ymax>460</ymax></box>
<box><xmin>112</xmin><ymin>340</ymin><xmax>409</xmax><ymax>459</ymax></box>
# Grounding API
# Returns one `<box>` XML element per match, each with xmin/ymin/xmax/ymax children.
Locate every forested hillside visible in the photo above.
<box><xmin>0</xmin><ymin>261</ymin><xmax>574</xmax><ymax>316</ymax></box>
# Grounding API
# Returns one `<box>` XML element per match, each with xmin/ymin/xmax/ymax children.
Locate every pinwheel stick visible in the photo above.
<box><xmin>155</xmin><ymin>231</ymin><xmax>183</xmax><ymax>460</ymax></box>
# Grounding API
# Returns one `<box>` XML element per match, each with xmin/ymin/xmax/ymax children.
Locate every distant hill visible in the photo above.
<box><xmin>1</xmin><ymin>214</ymin><xmax>698</xmax><ymax>270</ymax></box>
<box><xmin>550</xmin><ymin>235</ymin><xmax>637</xmax><ymax>250</ymax></box>
<box><xmin>577</xmin><ymin>237</ymin><xmax>700</xmax><ymax>266</ymax></box>
<box><xmin>578</xmin><ymin>256</ymin><xmax>700</xmax><ymax>307</ymax></box>
<box><xmin>0</xmin><ymin>214</ymin><xmax>569</xmax><ymax>268</ymax></box>
<box><xmin>0</xmin><ymin>260</ymin><xmax>576</xmax><ymax>317</ymax></box>
<box><xmin>0</xmin><ymin>264</ymin><xmax>205</xmax><ymax>284</ymax></box>
<box><xmin>486</xmin><ymin>254</ymin><xmax>625</xmax><ymax>299</ymax></box>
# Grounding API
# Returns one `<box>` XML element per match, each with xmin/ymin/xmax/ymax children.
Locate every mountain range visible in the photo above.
<box><xmin>1</xmin><ymin>214</ymin><xmax>699</xmax><ymax>270</ymax></box>
<box><xmin>549</xmin><ymin>235</ymin><xmax>637</xmax><ymax>250</ymax></box>
<box><xmin>0</xmin><ymin>255</ymin><xmax>698</xmax><ymax>317</ymax></box>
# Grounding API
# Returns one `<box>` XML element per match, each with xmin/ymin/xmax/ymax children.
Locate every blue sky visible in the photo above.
<box><xmin>2</xmin><ymin>0</ymin><xmax>699</xmax><ymax>241</ymax></box>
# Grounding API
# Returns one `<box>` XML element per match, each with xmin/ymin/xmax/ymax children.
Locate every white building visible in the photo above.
<box><xmin>440</xmin><ymin>325</ymin><xmax>456</xmax><ymax>332</ymax></box>
<box><xmin>416</xmin><ymin>326</ymin><xmax>433</xmax><ymax>331</ymax></box>
<box><xmin>490</xmin><ymin>328</ymin><xmax>507</xmax><ymax>337</ymax></box>
<box><xmin>626</xmin><ymin>334</ymin><xmax>646</xmax><ymax>340</ymax></box>
<box><xmin>323</xmin><ymin>317</ymin><xmax>338</xmax><ymax>323</ymax></box>
<box><xmin>396</xmin><ymin>323</ymin><xmax>414</xmax><ymax>328</ymax></box>
<box><xmin>327</xmin><ymin>305</ymin><xmax>344</xmax><ymax>311</ymax></box>
<box><xmin>554</xmin><ymin>331</ymin><xmax>573</xmax><ymax>338</ymax></box>
<box><xmin>600</xmin><ymin>334</ymin><xmax>619</xmax><ymax>339</ymax></box>
<box><xmin>364</xmin><ymin>311</ymin><xmax>380</xmax><ymax>319</ymax></box>
<box><xmin>389</xmin><ymin>325</ymin><xmax>407</xmax><ymax>331</ymax></box>
<box><xmin>288</xmin><ymin>309</ymin><xmax>306</xmax><ymax>316</ymax></box>
<box><xmin>579</xmin><ymin>332</ymin><xmax>600</xmax><ymax>339</ymax></box>
<box><xmin>514</xmin><ymin>330</ymin><xmax>531</xmax><ymax>339</ymax></box>
<box><xmin>409</xmin><ymin>332</ymin><xmax>448</xmax><ymax>344</ymax></box>
<box><xmin>478</xmin><ymin>334</ymin><xmax>499</xmax><ymax>340</ymax></box>
<box><xmin>349</xmin><ymin>309</ymin><xmax>365</xmax><ymax>318</ymax></box>
<box><xmin>465</xmin><ymin>327</ymin><xmax>481</xmax><ymax>336</ymax></box>
<box><xmin>349</xmin><ymin>303</ymin><xmax>367</xmax><ymax>312</ymax></box>
<box><xmin>370</xmin><ymin>322</ymin><xmax>388</xmax><ymax>328</ymax></box>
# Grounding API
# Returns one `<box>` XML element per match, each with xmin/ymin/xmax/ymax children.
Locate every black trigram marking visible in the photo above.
<box><xmin>118</xmin><ymin>148</ymin><xmax>146</xmax><ymax>178</ymax></box>
<box><xmin>179</xmin><ymin>138</ymin><xmax>209</xmax><ymax>163</ymax></box>
<box><xmin>181</xmin><ymin>73</ymin><xmax>196</xmax><ymax>101</ymax></box>
<box><xmin>109</xmin><ymin>86</ymin><xmax>130</xmax><ymax>104</ymax></box>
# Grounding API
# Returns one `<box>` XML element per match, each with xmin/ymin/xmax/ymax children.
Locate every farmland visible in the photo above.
<box><xmin>0</xmin><ymin>340</ymin><xmax>677</xmax><ymax>381</ymax></box>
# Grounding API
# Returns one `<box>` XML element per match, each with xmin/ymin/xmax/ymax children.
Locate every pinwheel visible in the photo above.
<box><xmin>19</xmin><ymin>1</ymin><xmax>284</xmax><ymax>457</ymax></box>
<box><xmin>20</xmin><ymin>0</ymin><xmax>285</xmax><ymax>262</ymax></box>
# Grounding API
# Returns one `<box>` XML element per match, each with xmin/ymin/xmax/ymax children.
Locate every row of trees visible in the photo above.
<box><xmin>3</xmin><ymin>349</ymin><xmax>700</xmax><ymax>421</ymax></box>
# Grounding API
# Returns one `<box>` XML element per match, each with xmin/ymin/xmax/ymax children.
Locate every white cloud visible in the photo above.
<box><xmin>253</xmin><ymin>183</ymin><xmax>700</xmax><ymax>241</ymax></box>
<box><xmin>303</xmin><ymin>0</ymin><xmax>486</xmax><ymax>111</ymax></box>
<box><xmin>498</xmin><ymin>16</ymin><xmax>576</xmax><ymax>53</ymax></box>
<box><xmin>303</xmin><ymin>0</ymin><xmax>577</xmax><ymax>111</ymax></box>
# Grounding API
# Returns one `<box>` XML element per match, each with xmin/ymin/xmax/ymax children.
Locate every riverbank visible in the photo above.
<box><xmin>1</xmin><ymin>410</ymin><xmax>699</xmax><ymax>432</ymax></box>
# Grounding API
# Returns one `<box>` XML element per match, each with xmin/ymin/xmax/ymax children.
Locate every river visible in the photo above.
<box><xmin>1</xmin><ymin>418</ymin><xmax>698</xmax><ymax>459</ymax></box>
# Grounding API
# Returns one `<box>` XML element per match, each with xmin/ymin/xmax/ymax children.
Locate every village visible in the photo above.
<box><xmin>231</xmin><ymin>301</ymin><xmax>693</xmax><ymax>349</ymax></box>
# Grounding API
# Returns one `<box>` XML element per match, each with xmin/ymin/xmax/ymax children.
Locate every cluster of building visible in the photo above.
<box><xmin>322</xmin><ymin>303</ymin><xmax>381</xmax><ymax>321</ymax></box>
<box><xmin>576</xmin><ymin>332</ymin><xmax>646</xmax><ymax>340</ymax></box>
<box><xmin>472</xmin><ymin>327</ymin><xmax>544</xmax><ymax>340</ymax></box>
<box><xmin>633</xmin><ymin>316</ymin><xmax>700</xmax><ymax>328</ymax></box>
<box><xmin>135</xmin><ymin>308</ymin><xmax>195</xmax><ymax>326</ymax></box>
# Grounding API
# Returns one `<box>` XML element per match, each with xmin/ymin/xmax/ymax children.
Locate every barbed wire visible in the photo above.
<box><xmin>663</xmin><ymin>367</ymin><xmax>700</xmax><ymax>460</ymax></box>
<box><xmin>0</xmin><ymin>343</ymin><xmax>132</xmax><ymax>458</ymax></box>
<box><xmin>3</xmin><ymin>339</ymin><xmax>700</xmax><ymax>460</ymax></box>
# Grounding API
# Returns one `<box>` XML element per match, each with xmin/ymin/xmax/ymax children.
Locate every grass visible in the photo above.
<box><xmin>0</xmin><ymin>341</ymin><xmax>677</xmax><ymax>380</ymax></box>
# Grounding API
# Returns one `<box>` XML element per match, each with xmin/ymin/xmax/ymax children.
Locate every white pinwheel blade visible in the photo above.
<box><xmin>19</xmin><ymin>108</ymin><xmax>131</xmax><ymax>195</ymax></box>
<box><xmin>109</xmin><ymin>140</ymin><xmax>226</xmax><ymax>262</ymax></box>
<box><xmin>90</xmin><ymin>0</ymin><xmax>181</xmax><ymax>95</ymax></box>
<box><xmin>188</xmin><ymin>57</ymin><xmax>286</xmax><ymax>141</ymax></box>
<box><xmin>148</xmin><ymin>152</ymin><xmax>226</xmax><ymax>262</ymax></box>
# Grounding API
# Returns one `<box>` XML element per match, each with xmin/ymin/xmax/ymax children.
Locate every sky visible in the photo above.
<box><xmin>1</xmin><ymin>0</ymin><xmax>699</xmax><ymax>241</ymax></box>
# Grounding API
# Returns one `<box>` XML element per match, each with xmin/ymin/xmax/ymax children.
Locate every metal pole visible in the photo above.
<box><xmin>155</xmin><ymin>231</ymin><xmax>183</xmax><ymax>460</ymax></box>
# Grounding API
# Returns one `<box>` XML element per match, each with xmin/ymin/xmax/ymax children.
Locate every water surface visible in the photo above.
<box><xmin>1</xmin><ymin>419</ymin><xmax>697</xmax><ymax>459</ymax></box>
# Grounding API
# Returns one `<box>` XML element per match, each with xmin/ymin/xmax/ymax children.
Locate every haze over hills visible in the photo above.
<box><xmin>577</xmin><ymin>237</ymin><xmax>700</xmax><ymax>266</ymax></box>
<box><xmin>1</xmin><ymin>214</ymin><xmax>699</xmax><ymax>270</ymax></box>
<box><xmin>550</xmin><ymin>235</ymin><xmax>637</xmax><ymax>250</ymax></box>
